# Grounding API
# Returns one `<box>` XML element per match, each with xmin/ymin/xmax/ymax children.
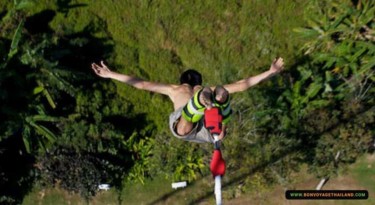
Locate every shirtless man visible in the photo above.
<box><xmin>91</xmin><ymin>57</ymin><xmax>284</xmax><ymax>143</ymax></box>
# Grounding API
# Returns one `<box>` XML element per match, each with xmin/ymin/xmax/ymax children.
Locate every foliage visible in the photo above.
<box><xmin>274</xmin><ymin>0</ymin><xmax>374</xmax><ymax>179</ymax></box>
<box><xmin>36</xmin><ymin>147</ymin><xmax>106</xmax><ymax>200</ymax></box>
<box><xmin>217</xmin><ymin>0</ymin><xmax>374</xmax><ymax>193</ymax></box>
<box><xmin>2</xmin><ymin>0</ymin><xmax>373</xmax><ymax>203</ymax></box>
<box><xmin>0</xmin><ymin>0</ymin><xmax>155</xmax><ymax>202</ymax></box>
<box><xmin>150</xmin><ymin>133</ymin><xmax>208</xmax><ymax>182</ymax></box>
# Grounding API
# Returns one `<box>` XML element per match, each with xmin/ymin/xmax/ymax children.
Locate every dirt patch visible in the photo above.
<box><xmin>366</xmin><ymin>153</ymin><xmax>375</xmax><ymax>163</ymax></box>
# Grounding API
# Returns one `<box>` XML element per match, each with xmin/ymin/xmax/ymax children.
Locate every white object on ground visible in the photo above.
<box><xmin>98</xmin><ymin>184</ymin><xmax>110</xmax><ymax>191</ymax></box>
<box><xmin>316</xmin><ymin>178</ymin><xmax>327</xmax><ymax>190</ymax></box>
<box><xmin>215</xmin><ymin>175</ymin><xmax>222</xmax><ymax>205</ymax></box>
<box><xmin>171</xmin><ymin>181</ymin><xmax>187</xmax><ymax>189</ymax></box>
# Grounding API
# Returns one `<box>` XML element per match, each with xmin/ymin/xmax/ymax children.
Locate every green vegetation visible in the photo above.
<box><xmin>22</xmin><ymin>154</ymin><xmax>375</xmax><ymax>204</ymax></box>
<box><xmin>0</xmin><ymin>0</ymin><xmax>373</xmax><ymax>204</ymax></box>
<box><xmin>352</xmin><ymin>154</ymin><xmax>375</xmax><ymax>204</ymax></box>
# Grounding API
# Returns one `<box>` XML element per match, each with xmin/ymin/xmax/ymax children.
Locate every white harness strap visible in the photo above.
<box><xmin>187</xmin><ymin>100</ymin><xmax>204</xmax><ymax>115</ymax></box>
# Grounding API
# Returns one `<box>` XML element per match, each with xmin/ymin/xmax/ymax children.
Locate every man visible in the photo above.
<box><xmin>91</xmin><ymin>57</ymin><xmax>284</xmax><ymax>143</ymax></box>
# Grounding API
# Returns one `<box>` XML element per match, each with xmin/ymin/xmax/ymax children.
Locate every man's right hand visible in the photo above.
<box><xmin>91</xmin><ymin>61</ymin><xmax>112</xmax><ymax>78</ymax></box>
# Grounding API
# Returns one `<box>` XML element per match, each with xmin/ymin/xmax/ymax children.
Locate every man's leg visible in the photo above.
<box><xmin>177</xmin><ymin>87</ymin><xmax>213</xmax><ymax>136</ymax></box>
<box><xmin>176</xmin><ymin>117</ymin><xmax>194</xmax><ymax>136</ymax></box>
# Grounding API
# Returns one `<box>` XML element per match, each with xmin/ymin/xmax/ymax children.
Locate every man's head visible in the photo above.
<box><xmin>180</xmin><ymin>69</ymin><xmax>202</xmax><ymax>87</ymax></box>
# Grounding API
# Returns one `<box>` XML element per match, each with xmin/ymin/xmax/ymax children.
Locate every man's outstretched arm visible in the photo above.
<box><xmin>223</xmin><ymin>57</ymin><xmax>284</xmax><ymax>94</ymax></box>
<box><xmin>91</xmin><ymin>61</ymin><xmax>174</xmax><ymax>96</ymax></box>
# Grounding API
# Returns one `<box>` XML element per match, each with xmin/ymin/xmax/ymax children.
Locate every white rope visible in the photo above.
<box><xmin>215</xmin><ymin>176</ymin><xmax>222</xmax><ymax>205</ymax></box>
<box><xmin>213</xmin><ymin>135</ymin><xmax>222</xmax><ymax>205</ymax></box>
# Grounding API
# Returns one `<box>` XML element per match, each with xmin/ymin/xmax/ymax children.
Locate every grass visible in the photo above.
<box><xmin>23</xmin><ymin>187</ymin><xmax>86</xmax><ymax>205</ymax></box>
<box><xmin>22</xmin><ymin>153</ymin><xmax>375</xmax><ymax>204</ymax></box>
<box><xmin>22</xmin><ymin>176</ymin><xmax>181</xmax><ymax>205</ymax></box>
<box><xmin>38</xmin><ymin>0</ymin><xmax>308</xmax><ymax>113</ymax></box>
<box><xmin>216</xmin><ymin>153</ymin><xmax>375</xmax><ymax>205</ymax></box>
<box><xmin>351</xmin><ymin>153</ymin><xmax>375</xmax><ymax>204</ymax></box>
<box><xmin>5</xmin><ymin>0</ymin><xmax>309</xmax><ymax>133</ymax></box>
<box><xmin>6</xmin><ymin>0</ymin><xmax>367</xmax><ymax>204</ymax></box>
<box><xmin>119</xmin><ymin>176</ymin><xmax>175</xmax><ymax>205</ymax></box>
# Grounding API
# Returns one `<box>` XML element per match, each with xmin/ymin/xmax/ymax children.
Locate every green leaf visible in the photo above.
<box><xmin>15</xmin><ymin>0</ymin><xmax>35</xmax><ymax>10</ymax></box>
<box><xmin>306</xmin><ymin>82</ymin><xmax>323</xmax><ymax>99</ymax></box>
<box><xmin>33</xmin><ymin>86</ymin><xmax>44</xmax><ymax>95</ymax></box>
<box><xmin>324</xmin><ymin>57</ymin><xmax>337</xmax><ymax>69</ymax></box>
<box><xmin>324</xmin><ymin>83</ymin><xmax>333</xmax><ymax>93</ymax></box>
<box><xmin>43</xmin><ymin>88</ymin><xmax>57</xmax><ymax>109</ymax></box>
<box><xmin>31</xmin><ymin>115</ymin><xmax>60</xmax><ymax>122</ymax></box>
<box><xmin>293</xmin><ymin>28</ymin><xmax>320</xmax><ymax>39</ymax></box>
<box><xmin>22</xmin><ymin>136</ymin><xmax>31</xmax><ymax>153</ymax></box>
<box><xmin>302</xmin><ymin>81</ymin><xmax>323</xmax><ymax>105</ymax></box>
<box><xmin>325</xmin><ymin>71</ymin><xmax>333</xmax><ymax>82</ymax></box>
<box><xmin>308</xmin><ymin>99</ymin><xmax>331</xmax><ymax>109</ymax></box>
<box><xmin>292</xmin><ymin>81</ymin><xmax>302</xmax><ymax>97</ymax></box>
<box><xmin>314</xmin><ymin>53</ymin><xmax>331</xmax><ymax>62</ymax></box>
<box><xmin>349</xmin><ymin>47</ymin><xmax>367</xmax><ymax>62</ymax></box>
<box><xmin>29</xmin><ymin>121</ymin><xmax>56</xmax><ymax>142</ymax></box>
<box><xmin>280</xmin><ymin>115</ymin><xmax>291</xmax><ymax>130</ymax></box>
<box><xmin>98</xmin><ymin>141</ymin><xmax>104</xmax><ymax>152</ymax></box>
<box><xmin>307</xmin><ymin>19</ymin><xmax>325</xmax><ymax>34</ymax></box>
<box><xmin>22</xmin><ymin>127</ymin><xmax>31</xmax><ymax>153</ymax></box>
<box><xmin>331</xmin><ymin>13</ymin><xmax>348</xmax><ymax>29</ymax></box>
<box><xmin>298</xmin><ymin>66</ymin><xmax>312</xmax><ymax>82</ymax></box>
<box><xmin>360</xmin><ymin>58</ymin><xmax>375</xmax><ymax>74</ymax></box>
<box><xmin>7</xmin><ymin>19</ymin><xmax>24</xmax><ymax>59</ymax></box>
<box><xmin>280</xmin><ymin>90</ymin><xmax>293</xmax><ymax>104</ymax></box>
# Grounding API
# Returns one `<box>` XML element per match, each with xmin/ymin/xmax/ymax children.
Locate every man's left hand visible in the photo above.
<box><xmin>269</xmin><ymin>57</ymin><xmax>284</xmax><ymax>74</ymax></box>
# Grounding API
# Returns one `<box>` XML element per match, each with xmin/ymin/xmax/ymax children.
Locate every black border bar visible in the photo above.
<box><xmin>286</xmin><ymin>190</ymin><xmax>369</xmax><ymax>200</ymax></box>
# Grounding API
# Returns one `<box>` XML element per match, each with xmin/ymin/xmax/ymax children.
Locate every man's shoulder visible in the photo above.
<box><xmin>173</xmin><ymin>84</ymin><xmax>193</xmax><ymax>90</ymax></box>
<box><xmin>170</xmin><ymin>84</ymin><xmax>194</xmax><ymax>96</ymax></box>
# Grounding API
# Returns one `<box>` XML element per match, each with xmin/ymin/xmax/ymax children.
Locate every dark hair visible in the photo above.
<box><xmin>180</xmin><ymin>69</ymin><xmax>202</xmax><ymax>87</ymax></box>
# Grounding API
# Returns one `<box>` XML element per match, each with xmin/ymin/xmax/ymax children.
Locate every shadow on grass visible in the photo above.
<box><xmin>192</xmin><ymin>144</ymin><xmax>304</xmax><ymax>205</ymax></box>
<box><xmin>147</xmin><ymin>143</ymin><xmax>303</xmax><ymax>205</ymax></box>
<box><xmin>148</xmin><ymin>104</ymin><xmax>374</xmax><ymax>204</ymax></box>
<box><xmin>0</xmin><ymin>133</ymin><xmax>35</xmax><ymax>204</ymax></box>
<box><xmin>56</xmin><ymin>0</ymin><xmax>88</xmax><ymax>15</ymax></box>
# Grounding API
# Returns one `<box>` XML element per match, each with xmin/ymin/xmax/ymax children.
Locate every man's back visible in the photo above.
<box><xmin>169</xmin><ymin>84</ymin><xmax>202</xmax><ymax>110</ymax></box>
